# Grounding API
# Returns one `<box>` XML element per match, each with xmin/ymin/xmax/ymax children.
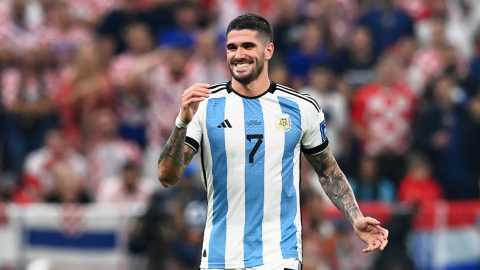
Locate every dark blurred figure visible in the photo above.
<box><xmin>348</xmin><ymin>155</ymin><xmax>396</xmax><ymax>202</ymax></box>
<box><xmin>157</xmin><ymin>1</ymin><xmax>201</xmax><ymax>49</ymax></box>
<box><xmin>464</xmin><ymin>30</ymin><xmax>480</xmax><ymax>97</ymax></box>
<box><xmin>172</xmin><ymin>200</ymin><xmax>207</xmax><ymax>269</ymax></box>
<box><xmin>358</xmin><ymin>0</ymin><xmax>414</xmax><ymax>53</ymax></box>
<box><xmin>415</xmin><ymin>74</ymin><xmax>478</xmax><ymax>199</ymax></box>
<box><xmin>45</xmin><ymin>162</ymin><xmax>92</xmax><ymax>204</ymax></box>
<box><xmin>97</xmin><ymin>0</ymin><xmax>154</xmax><ymax>54</ymax></box>
<box><xmin>398</xmin><ymin>152</ymin><xmax>443</xmax><ymax>206</ymax></box>
<box><xmin>128</xmin><ymin>164</ymin><xmax>205</xmax><ymax>270</ymax></box>
<box><xmin>461</xmin><ymin>93</ymin><xmax>480</xmax><ymax>193</ymax></box>
<box><xmin>1</xmin><ymin>48</ymin><xmax>59</xmax><ymax>183</ymax></box>
<box><xmin>285</xmin><ymin>21</ymin><xmax>329</xmax><ymax>89</ymax></box>
<box><xmin>332</xmin><ymin>26</ymin><xmax>378</xmax><ymax>97</ymax></box>
<box><xmin>372</xmin><ymin>210</ymin><xmax>415</xmax><ymax>270</ymax></box>
<box><xmin>273</xmin><ymin>0</ymin><xmax>305</xmax><ymax>57</ymax></box>
<box><xmin>351</xmin><ymin>55</ymin><xmax>417</xmax><ymax>185</ymax></box>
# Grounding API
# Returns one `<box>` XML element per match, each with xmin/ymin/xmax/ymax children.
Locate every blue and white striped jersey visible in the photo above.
<box><xmin>185</xmin><ymin>81</ymin><xmax>329</xmax><ymax>269</ymax></box>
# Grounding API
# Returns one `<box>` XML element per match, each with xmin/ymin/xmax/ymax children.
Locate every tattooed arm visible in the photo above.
<box><xmin>157</xmin><ymin>127</ymin><xmax>196</xmax><ymax>187</ymax></box>
<box><xmin>304</xmin><ymin>148</ymin><xmax>362</xmax><ymax>224</ymax></box>
<box><xmin>304</xmin><ymin>147</ymin><xmax>389</xmax><ymax>253</ymax></box>
<box><xmin>157</xmin><ymin>83</ymin><xmax>211</xmax><ymax>188</ymax></box>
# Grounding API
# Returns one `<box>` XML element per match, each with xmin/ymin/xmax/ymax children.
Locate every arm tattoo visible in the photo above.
<box><xmin>305</xmin><ymin>148</ymin><xmax>362</xmax><ymax>225</ymax></box>
<box><xmin>158</xmin><ymin>127</ymin><xmax>196</xmax><ymax>185</ymax></box>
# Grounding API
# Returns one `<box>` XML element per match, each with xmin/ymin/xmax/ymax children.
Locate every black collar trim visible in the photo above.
<box><xmin>227</xmin><ymin>81</ymin><xmax>276</xmax><ymax>99</ymax></box>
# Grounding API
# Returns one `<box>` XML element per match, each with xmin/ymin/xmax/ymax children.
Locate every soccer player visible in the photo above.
<box><xmin>158</xmin><ymin>13</ymin><xmax>389</xmax><ymax>270</ymax></box>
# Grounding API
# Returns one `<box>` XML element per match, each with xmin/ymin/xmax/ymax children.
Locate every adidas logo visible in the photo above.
<box><xmin>217</xmin><ymin>119</ymin><xmax>232</xmax><ymax>128</ymax></box>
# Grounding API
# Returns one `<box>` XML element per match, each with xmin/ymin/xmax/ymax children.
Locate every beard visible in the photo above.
<box><xmin>229</xmin><ymin>56</ymin><xmax>265</xmax><ymax>85</ymax></box>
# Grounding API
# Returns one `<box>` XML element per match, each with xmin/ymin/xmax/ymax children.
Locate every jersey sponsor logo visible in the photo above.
<box><xmin>320</xmin><ymin>120</ymin><xmax>327</xmax><ymax>142</ymax></box>
<box><xmin>276</xmin><ymin>114</ymin><xmax>292</xmax><ymax>132</ymax></box>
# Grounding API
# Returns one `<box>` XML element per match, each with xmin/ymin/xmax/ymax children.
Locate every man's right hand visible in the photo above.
<box><xmin>180</xmin><ymin>83</ymin><xmax>211</xmax><ymax>124</ymax></box>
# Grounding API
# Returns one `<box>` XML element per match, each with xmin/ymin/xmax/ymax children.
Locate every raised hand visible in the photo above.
<box><xmin>354</xmin><ymin>217</ymin><xmax>389</xmax><ymax>253</ymax></box>
<box><xmin>180</xmin><ymin>83</ymin><xmax>211</xmax><ymax>124</ymax></box>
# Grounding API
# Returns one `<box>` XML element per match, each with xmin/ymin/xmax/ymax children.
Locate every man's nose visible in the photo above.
<box><xmin>235</xmin><ymin>47</ymin><xmax>245</xmax><ymax>59</ymax></box>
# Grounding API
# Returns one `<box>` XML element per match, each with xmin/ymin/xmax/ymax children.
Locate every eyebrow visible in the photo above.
<box><xmin>226</xmin><ymin>42</ymin><xmax>257</xmax><ymax>48</ymax></box>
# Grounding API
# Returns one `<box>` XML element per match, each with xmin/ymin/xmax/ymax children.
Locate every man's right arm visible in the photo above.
<box><xmin>157</xmin><ymin>127</ymin><xmax>196</xmax><ymax>187</ymax></box>
<box><xmin>157</xmin><ymin>83</ymin><xmax>211</xmax><ymax>187</ymax></box>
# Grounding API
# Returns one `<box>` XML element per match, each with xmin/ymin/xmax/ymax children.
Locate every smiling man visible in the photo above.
<box><xmin>157</xmin><ymin>13</ymin><xmax>389</xmax><ymax>270</ymax></box>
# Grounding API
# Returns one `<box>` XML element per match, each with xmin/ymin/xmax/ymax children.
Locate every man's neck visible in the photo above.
<box><xmin>231</xmin><ymin>72</ymin><xmax>271</xmax><ymax>97</ymax></box>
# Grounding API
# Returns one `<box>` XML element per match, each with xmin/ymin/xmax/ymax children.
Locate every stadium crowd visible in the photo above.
<box><xmin>1</xmin><ymin>0</ymin><xmax>480</xmax><ymax>269</ymax></box>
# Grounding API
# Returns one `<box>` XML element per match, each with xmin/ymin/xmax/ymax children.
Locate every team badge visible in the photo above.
<box><xmin>276</xmin><ymin>114</ymin><xmax>291</xmax><ymax>132</ymax></box>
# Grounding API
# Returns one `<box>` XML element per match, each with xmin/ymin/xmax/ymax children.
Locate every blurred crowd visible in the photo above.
<box><xmin>1</xmin><ymin>0</ymin><xmax>480</xmax><ymax>269</ymax></box>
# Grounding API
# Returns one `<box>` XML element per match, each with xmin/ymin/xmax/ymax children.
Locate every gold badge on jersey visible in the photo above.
<box><xmin>276</xmin><ymin>114</ymin><xmax>291</xmax><ymax>132</ymax></box>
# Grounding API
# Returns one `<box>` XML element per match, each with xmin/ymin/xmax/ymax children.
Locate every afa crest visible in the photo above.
<box><xmin>276</xmin><ymin>114</ymin><xmax>291</xmax><ymax>132</ymax></box>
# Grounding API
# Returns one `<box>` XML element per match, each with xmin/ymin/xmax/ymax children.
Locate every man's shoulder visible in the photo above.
<box><xmin>275</xmin><ymin>83</ymin><xmax>321</xmax><ymax>113</ymax></box>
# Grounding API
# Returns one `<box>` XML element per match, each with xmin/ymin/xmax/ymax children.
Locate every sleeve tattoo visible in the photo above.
<box><xmin>304</xmin><ymin>148</ymin><xmax>362</xmax><ymax>224</ymax></box>
<box><xmin>158</xmin><ymin>127</ymin><xmax>196</xmax><ymax>186</ymax></box>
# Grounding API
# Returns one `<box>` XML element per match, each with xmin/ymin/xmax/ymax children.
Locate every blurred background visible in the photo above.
<box><xmin>0</xmin><ymin>0</ymin><xmax>480</xmax><ymax>269</ymax></box>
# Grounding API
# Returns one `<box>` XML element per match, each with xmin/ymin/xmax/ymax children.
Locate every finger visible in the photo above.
<box><xmin>373</xmin><ymin>225</ymin><xmax>389</xmax><ymax>239</ymax></box>
<box><xmin>183</xmin><ymin>90</ymin><xmax>210</xmax><ymax>101</ymax></box>
<box><xmin>364</xmin><ymin>217</ymin><xmax>380</xmax><ymax>226</ymax></box>
<box><xmin>380</xmin><ymin>239</ymin><xmax>388</xmax><ymax>250</ymax></box>
<box><xmin>363</xmin><ymin>242</ymin><xmax>376</xmax><ymax>253</ymax></box>
<box><xmin>184</xmin><ymin>97</ymin><xmax>205</xmax><ymax>105</ymax></box>
<box><xmin>183</xmin><ymin>88</ymin><xmax>211</xmax><ymax>98</ymax></box>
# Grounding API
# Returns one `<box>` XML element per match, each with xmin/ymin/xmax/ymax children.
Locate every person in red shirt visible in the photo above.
<box><xmin>398</xmin><ymin>152</ymin><xmax>443</xmax><ymax>206</ymax></box>
<box><xmin>351</xmin><ymin>55</ymin><xmax>418</xmax><ymax>185</ymax></box>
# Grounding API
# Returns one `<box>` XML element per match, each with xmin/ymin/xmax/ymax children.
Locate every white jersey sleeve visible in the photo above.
<box><xmin>185</xmin><ymin>100</ymin><xmax>207</xmax><ymax>153</ymax></box>
<box><xmin>301</xmin><ymin>104</ymin><xmax>329</xmax><ymax>155</ymax></box>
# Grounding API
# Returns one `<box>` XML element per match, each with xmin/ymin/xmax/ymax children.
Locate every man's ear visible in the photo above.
<box><xmin>265</xmin><ymin>43</ymin><xmax>274</xmax><ymax>60</ymax></box>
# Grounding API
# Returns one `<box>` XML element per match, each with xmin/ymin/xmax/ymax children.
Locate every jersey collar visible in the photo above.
<box><xmin>227</xmin><ymin>80</ymin><xmax>277</xmax><ymax>99</ymax></box>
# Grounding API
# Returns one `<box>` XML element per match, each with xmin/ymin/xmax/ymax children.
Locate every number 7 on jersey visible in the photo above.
<box><xmin>246</xmin><ymin>134</ymin><xmax>263</xmax><ymax>163</ymax></box>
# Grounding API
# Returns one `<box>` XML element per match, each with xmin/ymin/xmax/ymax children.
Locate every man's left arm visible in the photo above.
<box><xmin>304</xmin><ymin>148</ymin><xmax>389</xmax><ymax>253</ymax></box>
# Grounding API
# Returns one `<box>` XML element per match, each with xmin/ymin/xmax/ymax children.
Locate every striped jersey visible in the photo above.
<box><xmin>185</xmin><ymin>81</ymin><xmax>329</xmax><ymax>269</ymax></box>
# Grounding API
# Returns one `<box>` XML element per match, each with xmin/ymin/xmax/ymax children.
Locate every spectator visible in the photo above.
<box><xmin>45</xmin><ymin>162</ymin><xmax>92</xmax><ymax>204</ymax></box>
<box><xmin>86</xmin><ymin>109</ymin><xmax>142</xmax><ymax>192</ymax></box>
<box><xmin>22</xmin><ymin>129</ymin><xmax>87</xmax><ymax>201</ymax></box>
<box><xmin>109</xmin><ymin>22</ymin><xmax>155</xmax><ymax>148</ymax></box>
<box><xmin>157</xmin><ymin>1</ymin><xmax>201</xmax><ymax>50</ymax></box>
<box><xmin>332</xmin><ymin>26</ymin><xmax>378</xmax><ymax>98</ymax></box>
<box><xmin>301</xmin><ymin>190</ymin><xmax>338</xmax><ymax>270</ymax></box>
<box><xmin>97</xmin><ymin>0</ymin><xmax>154</xmax><ymax>54</ymax></box>
<box><xmin>172</xmin><ymin>200</ymin><xmax>207</xmax><ymax>269</ymax></box>
<box><xmin>300</xmin><ymin>66</ymin><xmax>348</xmax><ymax>158</ymax></box>
<box><xmin>189</xmin><ymin>30</ymin><xmax>230</xmax><ymax>84</ymax></box>
<box><xmin>349</xmin><ymin>155</ymin><xmax>396</xmax><ymax>202</ymax></box>
<box><xmin>273</xmin><ymin>0</ymin><xmax>304</xmax><ymax>57</ymax></box>
<box><xmin>398</xmin><ymin>152</ymin><xmax>442</xmax><ymax>206</ymax></box>
<box><xmin>351</xmin><ymin>55</ymin><xmax>417</xmax><ymax>185</ymax></box>
<box><xmin>1</xmin><ymin>47</ymin><xmax>59</xmax><ymax>183</ymax></box>
<box><xmin>96</xmin><ymin>161</ymin><xmax>154</xmax><ymax>206</ymax></box>
<box><xmin>415</xmin><ymin>74</ymin><xmax>477</xmax><ymax>199</ymax></box>
<box><xmin>358</xmin><ymin>0</ymin><xmax>414</xmax><ymax>53</ymax></box>
<box><xmin>41</xmin><ymin>0</ymin><xmax>94</xmax><ymax>67</ymax></box>
<box><xmin>56</xmin><ymin>41</ymin><xmax>116</xmax><ymax>149</ymax></box>
<box><xmin>462</xmin><ymin>92</ymin><xmax>480</xmax><ymax>185</ymax></box>
<box><xmin>285</xmin><ymin>21</ymin><xmax>329</xmax><ymax>89</ymax></box>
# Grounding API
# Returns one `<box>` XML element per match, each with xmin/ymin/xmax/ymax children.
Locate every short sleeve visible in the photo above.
<box><xmin>185</xmin><ymin>101</ymin><xmax>207</xmax><ymax>153</ymax></box>
<box><xmin>301</xmin><ymin>105</ymin><xmax>329</xmax><ymax>155</ymax></box>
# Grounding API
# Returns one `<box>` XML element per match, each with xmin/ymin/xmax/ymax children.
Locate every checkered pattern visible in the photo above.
<box><xmin>412</xmin><ymin>47</ymin><xmax>444</xmax><ymax>80</ymax></box>
<box><xmin>352</xmin><ymin>82</ymin><xmax>418</xmax><ymax>156</ymax></box>
<box><xmin>61</xmin><ymin>204</ymin><xmax>85</xmax><ymax>236</ymax></box>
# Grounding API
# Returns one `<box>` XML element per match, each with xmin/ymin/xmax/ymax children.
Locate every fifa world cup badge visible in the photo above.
<box><xmin>276</xmin><ymin>114</ymin><xmax>292</xmax><ymax>132</ymax></box>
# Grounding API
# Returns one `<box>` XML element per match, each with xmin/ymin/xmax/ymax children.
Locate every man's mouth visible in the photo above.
<box><xmin>234</xmin><ymin>63</ymin><xmax>251</xmax><ymax>67</ymax></box>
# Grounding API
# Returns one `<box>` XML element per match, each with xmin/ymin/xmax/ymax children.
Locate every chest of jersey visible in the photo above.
<box><xmin>204</xmin><ymin>94</ymin><xmax>303</xmax><ymax>166</ymax></box>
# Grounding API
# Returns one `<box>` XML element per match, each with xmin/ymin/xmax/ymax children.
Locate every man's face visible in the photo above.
<box><xmin>226</xmin><ymin>30</ymin><xmax>270</xmax><ymax>85</ymax></box>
